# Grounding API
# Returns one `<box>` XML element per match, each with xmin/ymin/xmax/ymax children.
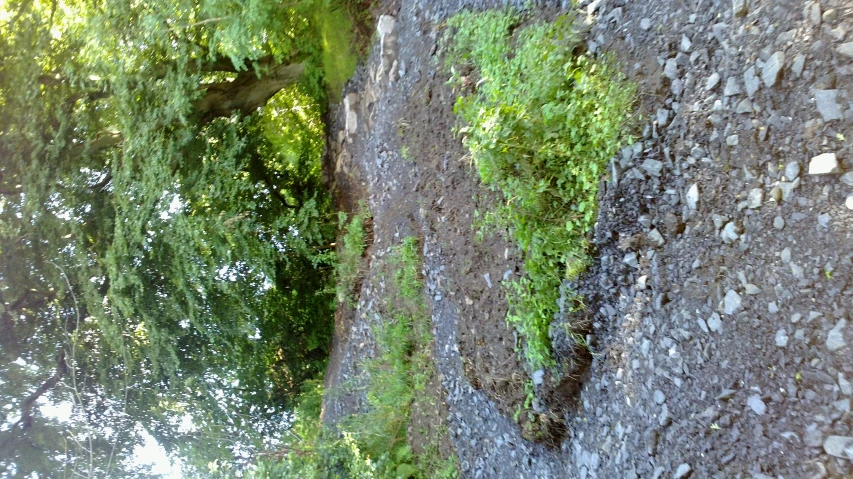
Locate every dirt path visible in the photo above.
<box><xmin>324</xmin><ymin>0</ymin><xmax>853</xmax><ymax>477</ymax></box>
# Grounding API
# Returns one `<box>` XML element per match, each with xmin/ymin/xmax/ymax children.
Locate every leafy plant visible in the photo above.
<box><xmin>335</xmin><ymin>201</ymin><xmax>372</xmax><ymax>305</ymax></box>
<box><xmin>444</xmin><ymin>10</ymin><xmax>634</xmax><ymax>370</ymax></box>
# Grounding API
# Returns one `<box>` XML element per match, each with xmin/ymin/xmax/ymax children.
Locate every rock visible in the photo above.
<box><xmin>747</xmin><ymin>188</ymin><xmax>763</xmax><ymax>208</ymax></box>
<box><xmin>724</xmin><ymin>290</ymin><xmax>742</xmax><ymax>315</ymax></box>
<box><xmin>785</xmin><ymin>161</ymin><xmax>801</xmax><ymax>180</ymax></box>
<box><xmin>642</xmin><ymin>159</ymin><xmax>664</xmax><ymax>177</ymax></box>
<box><xmin>648</xmin><ymin>229</ymin><xmax>665</xmax><ymax>247</ymax></box>
<box><xmin>778</xmin><ymin>181</ymin><xmax>797</xmax><ymax>201</ymax></box>
<box><xmin>781</xmin><ymin>248</ymin><xmax>791</xmax><ymax>263</ymax></box>
<box><xmin>640</xmin><ymin>18</ymin><xmax>652</xmax><ymax>30</ymax></box>
<box><xmin>724</xmin><ymin>77</ymin><xmax>742</xmax><ymax>96</ymax></box>
<box><xmin>775</xmin><ymin>329</ymin><xmax>789</xmax><ymax>347</ymax></box>
<box><xmin>624</xmin><ymin>252</ymin><xmax>639</xmax><ymax>269</ymax></box>
<box><xmin>805</xmin><ymin>425</ymin><xmax>824</xmax><ymax>447</ymax></box>
<box><xmin>743</xmin><ymin>66</ymin><xmax>760</xmax><ymax>98</ymax></box>
<box><xmin>847</xmin><ymin>194</ymin><xmax>853</xmax><ymax>210</ymax></box>
<box><xmin>841</xmin><ymin>172</ymin><xmax>853</xmax><ymax>187</ymax></box>
<box><xmin>532</xmin><ymin>369</ymin><xmax>544</xmax><ymax>385</ymax></box>
<box><xmin>818</xmin><ymin>213</ymin><xmax>830</xmax><ymax>228</ymax></box>
<box><xmin>823</xmin><ymin>436</ymin><xmax>853</xmax><ymax>460</ymax></box>
<box><xmin>726</xmin><ymin>135</ymin><xmax>739</xmax><ymax>146</ymax></box>
<box><xmin>707</xmin><ymin>313</ymin><xmax>722</xmax><ymax>333</ymax></box>
<box><xmin>657</xmin><ymin>108</ymin><xmax>671</xmax><ymax>127</ymax></box>
<box><xmin>827</xmin><ymin>319</ymin><xmax>847</xmax><ymax>351</ymax></box>
<box><xmin>732</xmin><ymin>0</ymin><xmax>748</xmax><ymax>17</ymax></box>
<box><xmin>744</xmin><ymin>284</ymin><xmax>760</xmax><ymax>295</ymax></box>
<box><xmin>377</xmin><ymin>15</ymin><xmax>397</xmax><ymax>78</ymax></box>
<box><xmin>814</xmin><ymin>90</ymin><xmax>842</xmax><ymax>121</ymax></box>
<box><xmin>664</xmin><ymin>59</ymin><xmax>678</xmax><ymax>80</ymax></box>
<box><xmin>680</xmin><ymin>35</ymin><xmax>692</xmax><ymax>52</ymax></box>
<box><xmin>722</xmin><ymin>222</ymin><xmax>741</xmax><ymax>243</ymax></box>
<box><xmin>748</xmin><ymin>395</ymin><xmax>766</xmax><ymax>415</ymax></box>
<box><xmin>736</xmin><ymin>98</ymin><xmax>753</xmax><ymax>114</ymax></box>
<box><xmin>687</xmin><ymin>184</ymin><xmax>699</xmax><ymax>210</ymax></box>
<box><xmin>674</xmin><ymin>463</ymin><xmax>692</xmax><ymax>479</ymax></box>
<box><xmin>706</xmin><ymin>72</ymin><xmax>721</xmax><ymax>90</ymax></box>
<box><xmin>839</xmin><ymin>373</ymin><xmax>852</xmax><ymax>396</ymax></box>
<box><xmin>716</xmin><ymin>388</ymin><xmax>736</xmax><ymax>400</ymax></box>
<box><xmin>838</xmin><ymin>42</ymin><xmax>853</xmax><ymax>58</ymax></box>
<box><xmin>808</xmin><ymin>153</ymin><xmax>839</xmax><ymax>175</ymax></box>
<box><xmin>791</xmin><ymin>54</ymin><xmax>806</xmax><ymax>78</ymax></box>
<box><xmin>774</xmin><ymin>216</ymin><xmax>785</xmax><ymax>229</ymax></box>
<box><xmin>654</xmin><ymin>390</ymin><xmax>666</xmax><ymax>404</ymax></box>
<box><xmin>762</xmin><ymin>52</ymin><xmax>785</xmax><ymax>88</ymax></box>
<box><xmin>483</xmin><ymin>272</ymin><xmax>493</xmax><ymax>289</ymax></box>
<box><xmin>344</xmin><ymin>93</ymin><xmax>359</xmax><ymax>139</ymax></box>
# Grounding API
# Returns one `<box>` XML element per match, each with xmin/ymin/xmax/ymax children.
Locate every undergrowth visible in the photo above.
<box><xmin>335</xmin><ymin>201</ymin><xmax>371</xmax><ymax>305</ymax></box>
<box><xmin>444</xmin><ymin>10</ymin><xmax>634</xmax><ymax>370</ymax></box>
<box><xmin>241</xmin><ymin>237</ymin><xmax>456</xmax><ymax>478</ymax></box>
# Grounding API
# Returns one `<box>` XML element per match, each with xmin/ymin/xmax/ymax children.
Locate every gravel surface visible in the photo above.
<box><xmin>323</xmin><ymin>0</ymin><xmax>853</xmax><ymax>477</ymax></box>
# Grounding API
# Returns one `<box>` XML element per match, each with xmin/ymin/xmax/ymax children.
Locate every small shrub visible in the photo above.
<box><xmin>335</xmin><ymin>201</ymin><xmax>371</xmax><ymax>305</ymax></box>
<box><xmin>444</xmin><ymin>10</ymin><xmax>634</xmax><ymax>370</ymax></box>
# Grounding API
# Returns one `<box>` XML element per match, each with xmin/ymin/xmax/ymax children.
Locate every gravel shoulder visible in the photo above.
<box><xmin>323</xmin><ymin>0</ymin><xmax>853</xmax><ymax>477</ymax></box>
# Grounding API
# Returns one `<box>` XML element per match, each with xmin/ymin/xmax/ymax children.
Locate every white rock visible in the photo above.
<box><xmin>747</xmin><ymin>188</ymin><xmax>763</xmax><ymax>208</ymax></box>
<box><xmin>827</xmin><ymin>319</ymin><xmax>847</xmax><ymax>352</ymax></box>
<box><xmin>823</xmin><ymin>435</ymin><xmax>853</xmax><ymax>460</ymax></box>
<box><xmin>532</xmin><ymin>369</ymin><xmax>545</xmax><ymax>385</ymax></box>
<box><xmin>838</xmin><ymin>42</ymin><xmax>853</xmax><ymax>58</ymax></box>
<box><xmin>748</xmin><ymin>395</ymin><xmax>766</xmax><ymax>415</ymax></box>
<box><xmin>640</xmin><ymin>18</ymin><xmax>652</xmax><ymax>30</ymax></box>
<box><xmin>721</xmin><ymin>222</ymin><xmax>741</xmax><ymax>243</ymax></box>
<box><xmin>846</xmin><ymin>194</ymin><xmax>853</xmax><ymax>211</ymax></box>
<box><xmin>686</xmin><ymin>184</ymin><xmax>699</xmax><ymax>210</ymax></box>
<box><xmin>706</xmin><ymin>72</ymin><xmax>721</xmax><ymax>90</ymax></box>
<box><xmin>808</xmin><ymin>153</ymin><xmax>839</xmax><ymax>175</ymax></box>
<box><xmin>775</xmin><ymin>329</ymin><xmax>789</xmax><ymax>347</ymax></box>
<box><xmin>707</xmin><ymin>313</ymin><xmax>722</xmax><ymax>333</ymax></box>
<box><xmin>724</xmin><ymin>290</ymin><xmax>742</xmax><ymax>315</ymax></box>
<box><xmin>724</xmin><ymin>77</ymin><xmax>742</xmax><ymax>96</ymax></box>
<box><xmin>674</xmin><ymin>463</ymin><xmax>692</xmax><ymax>479</ymax></box>
<box><xmin>664</xmin><ymin>59</ymin><xmax>678</xmax><ymax>80</ymax></box>
<box><xmin>784</xmin><ymin>161</ymin><xmax>800</xmax><ymax>180</ymax></box>
<box><xmin>680</xmin><ymin>35</ymin><xmax>692</xmax><ymax>52</ymax></box>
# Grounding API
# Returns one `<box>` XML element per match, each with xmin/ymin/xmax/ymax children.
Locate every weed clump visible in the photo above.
<box><xmin>445</xmin><ymin>10</ymin><xmax>634</xmax><ymax>370</ymax></box>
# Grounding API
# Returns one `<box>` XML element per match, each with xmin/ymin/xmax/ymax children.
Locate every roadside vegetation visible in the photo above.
<box><xmin>242</xmin><ymin>236</ymin><xmax>457</xmax><ymax>478</ymax></box>
<box><xmin>444</xmin><ymin>10</ymin><xmax>635</xmax><ymax>371</ymax></box>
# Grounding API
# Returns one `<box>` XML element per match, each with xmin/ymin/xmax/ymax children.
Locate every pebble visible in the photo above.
<box><xmin>791</xmin><ymin>54</ymin><xmax>805</xmax><ymax>78</ymax></box>
<box><xmin>826</xmin><ymin>319</ymin><xmax>847</xmax><ymax>352</ymax></box>
<box><xmin>735</xmin><ymin>98</ymin><xmax>753</xmax><ymax>114</ymax></box>
<box><xmin>775</xmin><ymin>329</ymin><xmax>789</xmax><ymax>347</ymax></box>
<box><xmin>724</xmin><ymin>77</ymin><xmax>742</xmax><ymax>96</ymax></box>
<box><xmin>781</xmin><ymin>247</ymin><xmax>792</xmax><ymax>263</ymax></box>
<box><xmin>686</xmin><ymin>184</ymin><xmax>699</xmax><ymax>210</ymax></box>
<box><xmin>762</xmin><ymin>51</ymin><xmax>785</xmax><ymax>88</ymax></box>
<box><xmin>648</xmin><ymin>229</ymin><xmax>665</xmax><ymax>246</ymax></box>
<box><xmin>744</xmin><ymin>284</ymin><xmax>760</xmax><ymax>295</ymax></box>
<box><xmin>814</xmin><ymin>89</ymin><xmax>842</xmax><ymax>121</ymax></box>
<box><xmin>654</xmin><ymin>390</ymin><xmax>666</xmax><ymax>404</ymax></box>
<box><xmin>748</xmin><ymin>395</ymin><xmax>767</xmax><ymax>415</ymax></box>
<box><xmin>840</xmin><ymin>171</ymin><xmax>853</xmax><ymax>187</ymax></box>
<box><xmin>706</xmin><ymin>72</ymin><xmax>721</xmax><ymax>90</ymax></box>
<box><xmin>743</xmin><ymin>66</ymin><xmax>760</xmax><ymax>98</ymax></box>
<box><xmin>784</xmin><ymin>161</ymin><xmax>800</xmax><ymax>180</ymax></box>
<box><xmin>839</xmin><ymin>374</ymin><xmax>852</xmax><ymax>396</ymax></box>
<box><xmin>808</xmin><ymin>153</ymin><xmax>839</xmax><ymax>175</ymax></box>
<box><xmin>747</xmin><ymin>188</ymin><xmax>763</xmax><ymax>208</ymax></box>
<box><xmin>642</xmin><ymin>159</ymin><xmax>664</xmax><ymax>177</ymax></box>
<box><xmin>640</xmin><ymin>18</ymin><xmax>652</xmax><ymax>30</ymax></box>
<box><xmin>664</xmin><ymin>59</ymin><xmax>679</xmax><ymax>80</ymax></box>
<box><xmin>846</xmin><ymin>194</ymin><xmax>853</xmax><ymax>210</ymax></box>
<box><xmin>823</xmin><ymin>435</ymin><xmax>853</xmax><ymax>460</ymax></box>
<box><xmin>722</xmin><ymin>222</ymin><xmax>740</xmax><ymax>242</ymax></box>
<box><xmin>773</xmin><ymin>216</ymin><xmax>785</xmax><ymax>229</ymax></box>
<box><xmin>708</xmin><ymin>313</ymin><xmax>723</xmax><ymax>333</ymax></box>
<box><xmin>838</xmin><ymin>42</ymin><xmax>853</xmax><ymax>58</ymax></box>
<box><xmin>483</xmin><ymin>272</ymin><xmax>493</xmax><ymax>289</ymax></box>
<box><xmin>532</xmin><ymin>369</ymin><xmax>544</xmax><ymax>385</ymax></box>
<box><xmin>674</xmin><ymin>464</ymin><xmax>692</xmax><ymax>479</ymax></box>
<box><xmin>724</xmin><ymin>290</ymin><xmax>742</xmax><ymax>315</ymax></box>
<box><xmin>680</xmin><ymin>35</ymin><xmax>692</xmax><ymax>52</ymax></box>
<box><xmin>726</xmin><ymin>135</ymin><xmax>739</xmax><ymax>146</ymax></box>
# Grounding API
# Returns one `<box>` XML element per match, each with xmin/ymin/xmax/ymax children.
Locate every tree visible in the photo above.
<box><xmin>0</xmin><ymin>0</ymin><xmax>341</xmax><ymax>475</ymax></box>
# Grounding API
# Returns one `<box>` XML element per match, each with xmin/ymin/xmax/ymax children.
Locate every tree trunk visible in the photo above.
<box><xmin>197</xmin><ymin>60</ymin><xmax>307</xmax><ymax>123</ymax></box>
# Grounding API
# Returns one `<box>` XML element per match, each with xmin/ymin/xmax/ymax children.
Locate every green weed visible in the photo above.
<box><xmin>444</xmin><ymin>10</ymin><xmax>634</xmax><ymax>370</ymax></box>
<box><xmin>335</xmin><ymin>201</ymin><xmax>371</xmax><ymax>305</ymax></box>
<box><xmin>316</xmin><ymin>0</ymin><xmax>361</xmax><ymax>101</ymax></box>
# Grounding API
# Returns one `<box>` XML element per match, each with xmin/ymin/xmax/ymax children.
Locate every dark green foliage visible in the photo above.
<box><xmin>445</xmin><ymin>10</ymin><xmax>634</xmax><ymax>369</ymax></box>
<box><xmin>0</xmin><ymin>0</ymin><xmax>358</xmax><ymax>476</ymax></box>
